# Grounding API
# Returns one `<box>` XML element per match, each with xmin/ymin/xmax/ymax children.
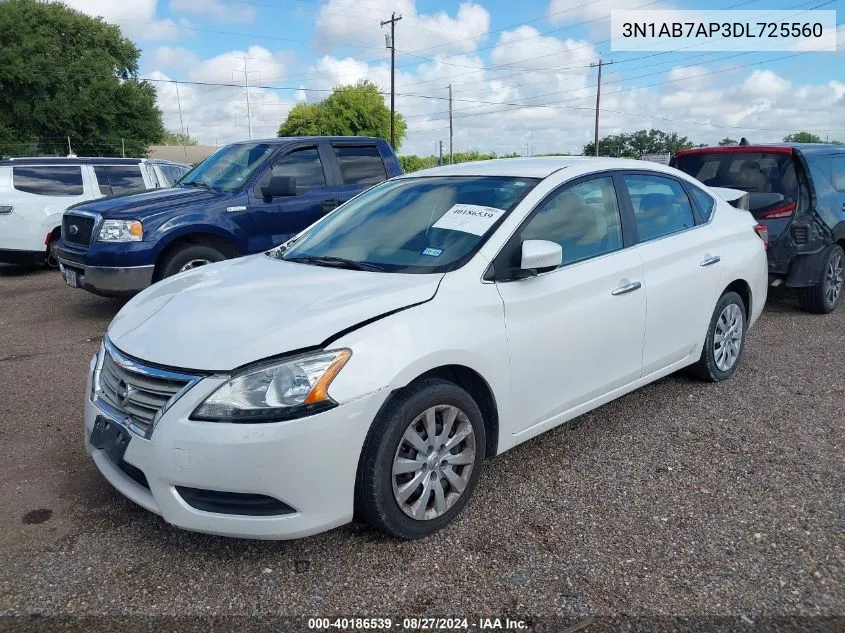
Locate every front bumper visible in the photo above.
<box><xmin>58</xmin><ymin>258</ymin><xmax>154</xmax><ymax>297</ymax></box>
<box><xmin>83</xmin><ymin>364</ymin><xmax>389</xmax><ymax>540</ymax></box>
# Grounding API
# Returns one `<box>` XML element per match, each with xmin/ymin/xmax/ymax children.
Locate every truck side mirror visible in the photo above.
<box><xmin>262</xmin><ymin>175</ymin><xmax>297</xmax><ymax>199</ymax></box>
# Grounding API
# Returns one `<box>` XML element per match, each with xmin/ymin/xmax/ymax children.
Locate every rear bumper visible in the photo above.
<box><xmin>0</xmin><ymin>248</ymin><xmax>45</xmax><ymax>266</ymax></box>
<box><xmin>58</xmin><ymin>257</ymin><xmax>154</xmax><ymax>296</ymax></box>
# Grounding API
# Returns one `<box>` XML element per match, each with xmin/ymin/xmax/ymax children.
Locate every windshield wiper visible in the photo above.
<box><xmin>184</xmin><ymin>180</ymin><xmax>210</xmax><ymax>189</ymax></box>
<box><xmin>284</xmin><ymin>255</ymin><xmax>386</xmax><ymax>272</ymax></box>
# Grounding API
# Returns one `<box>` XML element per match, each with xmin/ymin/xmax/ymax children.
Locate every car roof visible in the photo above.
<box><xmin>0</xmin><ymin>157</ymin><xmax>143</xmax><ymax>166</ymax></box>
<box><xmin>398</xmin><ymin>156</ymin><xmax>679</xmax><ymax>179</ymax></box>
<box><xmin>230</xmin><ymin>136</ymin><xmax>385</xmax><ymax>146</ymax></box>
<box><xmin>676</xmin><ymin>143</ymin><xmax>845</xmax><ymax>157</ymax></box>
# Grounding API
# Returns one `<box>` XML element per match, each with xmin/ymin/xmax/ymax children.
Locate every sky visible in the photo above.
<box><xmin>60</xmin><ymin>0</ymin><xmax>845</xmax><ymax>156</ymax></box>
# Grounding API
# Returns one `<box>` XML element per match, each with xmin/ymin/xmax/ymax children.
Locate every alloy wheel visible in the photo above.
<box><xmin>179</xmin><ymin>258</ymin><xmax>212</xmax><ymax>272</ymax></box>
<box><xmin>823</xmin><ymin>251</ymin><xmax>844</xmax><ymax>307</ymax></box>
<box><xmin>713</xmin><ymin>303</ymin><xmax>744</xmax><ymax>372</ymax></box>
<box><xmin>391</xmin><ymin>405</ymin><xmax>476</xmax><ymax>521</ymax></box>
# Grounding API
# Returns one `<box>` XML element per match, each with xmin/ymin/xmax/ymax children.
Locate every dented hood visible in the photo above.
<box><xmin>107</xmin><ymin>254</ymin><xmax>442</xmax><ymax>371</ymax></box>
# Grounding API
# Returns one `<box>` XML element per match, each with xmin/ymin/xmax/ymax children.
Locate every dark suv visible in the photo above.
<box><xmin>56</xmin><ymin>137</ymin><xmax>402</xmax><ymax>296</ymax></box>
<box><xmin>672</xmin><ymin>144</ymin><xmax>845</xmax><ymax>313</ymax></box>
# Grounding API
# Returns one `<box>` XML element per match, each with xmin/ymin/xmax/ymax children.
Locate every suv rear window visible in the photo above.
<box><xmin>94</xmin><ymin>165</ymin><xmax>146</xmax><ymax>196</ymax></box>
<box><xmin>333</xmin><ymin>145</ymin><xmax>387</xmax><ymax>185</ymax></box>
<box><xmin>673</xmin><ymin>151</ymin><xmax>798</xmax><ymax>215</ymax></box>
<box><xmin>12</xmin><ymin>166</ymin><xmax>84</xmax><ymax>196</ymax></box>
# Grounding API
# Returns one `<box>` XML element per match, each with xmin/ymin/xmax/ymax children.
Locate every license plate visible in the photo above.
<box><xmin>89</xmin><ymin>416</ymin><xmax>131</xmax><ymax>465</ymax></box>
<box><xmin>63</xmin><ymin>268</ymin><xmax>78</xmax><ymax>288</ymax></box>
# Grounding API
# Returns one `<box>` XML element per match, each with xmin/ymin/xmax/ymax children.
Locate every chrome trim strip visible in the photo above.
<box><xmin>95</xmin><ymin>338</ymin><xmax>203</xmax><ymax>439</ymax></box>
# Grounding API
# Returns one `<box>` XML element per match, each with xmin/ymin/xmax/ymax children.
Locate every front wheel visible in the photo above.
<box><xmin>691</xmin><ymin>291</ymin><xmax>747</xmax><ymax>382</ymax></box>
<box><xmin>356</xmin><ymin>379</ymin><xmax>486</xmax><ymax>539</ymax></box>
<box><xmin>158</xmin><ymin>244</ymin><xmax>226</xmax><ymax>280</ymax></box>
<box><xmin>45</xmin><ymin>234</ymin><xmax>59</xmax><ymax>268</ymax></box>
<box><xmin>797</xmin><ymin>244</ymin><xmax>844</xmax><ymax>314</ymax></box>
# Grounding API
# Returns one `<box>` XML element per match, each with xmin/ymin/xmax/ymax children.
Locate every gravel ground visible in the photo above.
<box><xmin>0</xmin><ymin>265</ymin><xmax>842</xmax><ymax>631</ymax></box>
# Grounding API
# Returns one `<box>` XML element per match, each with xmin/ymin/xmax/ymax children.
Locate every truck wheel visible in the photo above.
<box><xmin>45</xmin><ymin>234</ymin><xmax>60</xmax><ymax>268</ymax></box>
<box><xmin>158</xmin><ymin>244</ymin><xmax>226</xmax><ymax>279</ymax></box>
<box><xmin>797</xmin><ymin>244</ymin><xmax>844</xmax><ymax>314</ymax></box>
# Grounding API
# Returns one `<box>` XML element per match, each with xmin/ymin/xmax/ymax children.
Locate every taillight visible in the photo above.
<box><xmin>754</xmin><ymin>224</ymin><xmax>769</xmax><ymax>249</ymax></box>
<box><xmin>759</xmin><ymin>201</ymin><xmax>796</xmax><ymax>219</ymax></box>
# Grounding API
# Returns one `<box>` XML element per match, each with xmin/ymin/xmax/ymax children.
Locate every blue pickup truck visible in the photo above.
<box><xmin>56</xmin><ymin>136</ymin><xmax>403</xmax><ymax>296</ymax></box>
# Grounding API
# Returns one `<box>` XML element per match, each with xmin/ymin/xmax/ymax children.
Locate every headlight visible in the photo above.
<box><xmin>191</xmin><ymin>349</ymin><xmax>351</xmax><ymax>422</ymax></box>
<box><xmin>99</xmin><ymin>219</ymin><xmax>143</xmax><ymax>242</ymax></box>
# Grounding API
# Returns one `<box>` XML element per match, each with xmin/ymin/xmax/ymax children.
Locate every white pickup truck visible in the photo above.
<box><xmin>0</xmin><ymin>157</ymin><xmax>190</xmax><ymax>267</ymax></box>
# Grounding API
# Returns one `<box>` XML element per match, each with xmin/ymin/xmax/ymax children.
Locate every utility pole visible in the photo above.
<box><xmin>438</xmin><ymin>140</ymin><xmax>444</xmax><ymax>166</ymax></box>
<box><xmin>242</xmin><ymin>57</ymin><xmax>253</xmax><ymax>140</ymax></box>
<box><xmin>121</xmin><ymin>138</ymin><xmax>125</xmax><ymax>158</ymax></box>
<box><xmin>381</xmin><ymin>12</ymin><xmax>402</xmax><ymax>149</ymax></box>
<box><xmin>174</xmin><ymin>79</ymin><xmax>188</xmax><ymax>163</ymax></box>
<box><xmin>448</xmin><ymin>84</ymin><xmax>453</xmax><ymax>165</ymax></box>
<box><xmin>67</xmin><ymin>136</ymin><xmax>72</xmax><ymax>157</ymax></box>
<box><xmin>590</xmin><ymin>59</ymin><xmax>611</xmax><ymax>157</ymax></box>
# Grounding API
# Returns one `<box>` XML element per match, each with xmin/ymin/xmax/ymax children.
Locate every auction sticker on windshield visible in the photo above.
<box><xmin>432</xmin><ymin>204</ymin><xmax>507</xmax><ymax>236</ymax></box>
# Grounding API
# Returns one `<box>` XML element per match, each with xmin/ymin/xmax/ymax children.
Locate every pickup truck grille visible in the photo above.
<box><xmin>62</xmin><ymin>214</ymin><xmax>96</xmax><ymax>247</ymax></box>
<box><xmin>98</xmin><ymin>343</ymin><xmax>198</xmax><ymax>437</ymax></box>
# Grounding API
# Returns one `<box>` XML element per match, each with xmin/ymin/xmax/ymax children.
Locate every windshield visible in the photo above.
<box><xmin>180</xmin><ymin>142</ymin><xmax>275</xmax><ymax>192</ymax></box>
<box><xmin>674</xmin><ymin>151</ymin><xmax>799</xmax><ymax>214</ymax></box>
<box><xmin>280</xmin><ymin>176</ymin><xmax>539</xmax><ymax>273</ymax></box>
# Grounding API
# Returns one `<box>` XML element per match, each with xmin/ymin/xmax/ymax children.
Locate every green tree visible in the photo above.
<box><xmin>783</xmin><ymin>132</ymin><xmax>824</xmax><ymax>143</ymax></box>
<box><xmin>277</xmin><ymin>80</ymin><xmax>407</xmax><ymax>149</ymax></box>
<box><xmin>160</xmin><ymin>129</ymin><xmax>198</xmax><ymax>146</ymax></box>
<box><xmin>583</xmin><ymin>129</ymin><xmax>695</xmax><ymax>157</ymax></box>
<box><xmin>0</xmin><ymin>0</ymin><xmax>164</xmax><ymax>157</ymax></box>
<box><xmin>718</xmin><ymin>137</ymin><xmax>738</xmax><ymax>146</ymax></box>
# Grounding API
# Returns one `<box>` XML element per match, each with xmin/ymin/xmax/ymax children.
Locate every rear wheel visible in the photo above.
<box><xmin>797</xmin><ymin>244</ymin><xmax>844</xmax><ymax>314</ymax></box>
<box><xmin>45</xmin><ymin>232</ymin><xmax>60</xmax><ymax>268</ymax></box>
<box><xmin>158</xmin><ymin>244</ymin><xmax>226</xmax><ymax>280</ymax></box>
<box><xmin>356</xmin><ymin>379</ymin><xmax>486</xmax><ymax>539</ymax></box>
<box><xmin>691</xmin><ymin>291</ymin><xmax>747</xmax><ymax>382</ymax></box>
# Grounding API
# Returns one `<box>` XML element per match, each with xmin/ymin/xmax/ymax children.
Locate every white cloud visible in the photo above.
<box><xmin>189</xmin><ymin>45</ymin><xmax>286</xmax><ymax>85</ymax></box>
<box><xmin>168</xmin><ymin>0</ymin><xmax>256</xmax><ymax>24</ymax></box>
<box><xmin>60</xmin><ymin>0</ymin><xmax>182</xmax><ymax>41</ymax></box>
<box><xmin>149</xmin><ymin>46</ymin><xmax>200</xmax><ymax>71</ymax></box>
<box><xmin>666</xmin><ymin>65</ymin><xmax>710</xmax><ymax>91</ymax></box>
<box><xmin>314</xmin><ymin>0</ymin><xmax>490</xmax><ymax>56</ymax></box>
<box><xmin>742</xmin><ymin>70</ymin><xmax>791</xmax><ymax>99</ymax></box>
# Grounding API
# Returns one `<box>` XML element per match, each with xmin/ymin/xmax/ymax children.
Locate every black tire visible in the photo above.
<box><xmin>45</xmin><ymin>233</ymin><xmax>59</xmax><ymax>268</ymax></box>
<box><xmin>355</xmin><ymin>378</ymin><xmax>486</xmax><ymax>540</ymax></box>
<box><xmin>797</xmin><ymin>244</ymin><xmax>844</xmax><ymax>314</ymax></box>
<box><xmin>158</xmin><ymin>244</ymin><xmax>226</xmax><ymax>279</ymax></box>
<box><xmin>690</xmin><ymin>290</ymin><xmax>748</xmax><ymax>382</ymax></box>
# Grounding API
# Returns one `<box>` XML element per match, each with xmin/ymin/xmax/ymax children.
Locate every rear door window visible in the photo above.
<box><xmin>93</xmin><ymin>165</ymin><xmax>146</xmax><ymax>196</ymax></box>
<box><xmin>333</xmin><ymin>145</ymin><xmax>388</xmax><ymax>185</ymax></box>
<box><xmin>624</xmin><ymin>174</ymin><xmax>696</xmax><ymax>242</ymax></box>
<box><xmin>673</xmin><ymin>151</ymin><xmax>799</xmax><ymax>215</ymax></box>
<box><xmin>12</xmin><ymin>166</ymin><xmax>84</xmax><ymax>196</ymax></box>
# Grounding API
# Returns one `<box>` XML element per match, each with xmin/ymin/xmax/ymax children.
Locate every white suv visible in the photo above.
<box><xmin>0</xmin><ymin>157</ymin><xmax>190</xmax><ymax>266</ymax></box>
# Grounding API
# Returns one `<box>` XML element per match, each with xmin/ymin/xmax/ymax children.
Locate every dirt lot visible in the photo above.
<box><xmin>0</xmin><ymin>265</ymin><xmax>842</xmax><ymax>630</ymax></box>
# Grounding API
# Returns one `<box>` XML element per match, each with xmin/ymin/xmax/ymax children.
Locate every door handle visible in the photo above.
<box><xmin>611</xmin><ymin>281</ymin><xmax>642</xmax><ymax>296</ymax></box>
<box><xmin>321</xmin><ymin>198</ymin><xmax>339</xmax><ymax>213</ymax></box>
<box><xmin>700</xmin><ymin>255</ymin><xmax>721</xmax><ymax>267</ymax></box>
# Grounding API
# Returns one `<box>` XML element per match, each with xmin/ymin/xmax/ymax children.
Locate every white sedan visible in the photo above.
<box><xmin>83</xmin><ymin>157</ymin><xmax>768</xmax><ymax>540</ymax></box>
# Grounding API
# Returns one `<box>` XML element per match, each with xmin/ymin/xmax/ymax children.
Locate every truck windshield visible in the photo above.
<box><xmin>279</xmin><ymin>176</ymin><xmax>539</xmax><ymax>274</ymax></box>
<box><xmin>180</xmin><ymin>142</ymin><xmax>275</xmax><ymax>192</ymax></box>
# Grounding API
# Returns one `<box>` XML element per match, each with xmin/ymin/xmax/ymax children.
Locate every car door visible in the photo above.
<box><xmin>249</xmin><ymin>144</ymin><xmax>335</xmax><ymax>250</ymax></box>
<box><xmin>620</xmin><ymin>171</ymin><xmax>724</xmax><ymax>375</ymax></box>
<box><xmin>494</xmin><ymin>174</ymin><xmax>646</xmax><ymax>434</ymax></box>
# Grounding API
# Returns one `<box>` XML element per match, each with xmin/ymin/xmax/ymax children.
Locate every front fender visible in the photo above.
<box><xmin>154</xmin><ymin>218</ymin><xmax>246</xmax><ymax>255</ymax></box>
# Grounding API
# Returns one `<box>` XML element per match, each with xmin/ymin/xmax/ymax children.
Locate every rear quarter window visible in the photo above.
<box><xmin>827</xmin><ymin>156</ymin><xmax>845</xmax><ymax>192</ymax></box>
<box><xmin>12</xmin><ymin>166</ymin><xmax>84</xmax><ymax>196</ymax></box>
<box><xmin>333</xmin><ymin>145</ymin><xmax>388</xmax><ymax>185</ymax></box>
<box><xmin>687</xmin><ymin>185</ymin><xmax>715</xmax><ymax>221</ymax></box>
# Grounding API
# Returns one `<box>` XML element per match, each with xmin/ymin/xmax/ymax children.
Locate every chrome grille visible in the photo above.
<box><xmin>97</xmin><ymin>342</ymin><xmax>198</xmax><ymax>437</ymax></box>
<box><xmin>62</xmin><ymin>213</ymin><xmax>96</xmax><ymax>247</ymax></box>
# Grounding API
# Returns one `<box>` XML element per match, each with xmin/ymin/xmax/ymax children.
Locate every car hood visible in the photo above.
<box><xmin>107</xmin><ymin>254</ymin><xmax>443</xmax><ymax>371</ymax></box>
<box><xmin>69</xmin><ymin>186</ymin><xmax>225</xmax><ymax>218</ymax></box>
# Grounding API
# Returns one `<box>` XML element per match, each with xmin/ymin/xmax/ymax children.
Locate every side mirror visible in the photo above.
<box><xmin>261</xmin><ymin>175</ymin><xmax>297</xmax><ymax>199</ymax></box>
<box><xmin>520</xmin><ymin>240</ymin><xmax>562</xmax><ymax>273</ymax></box>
